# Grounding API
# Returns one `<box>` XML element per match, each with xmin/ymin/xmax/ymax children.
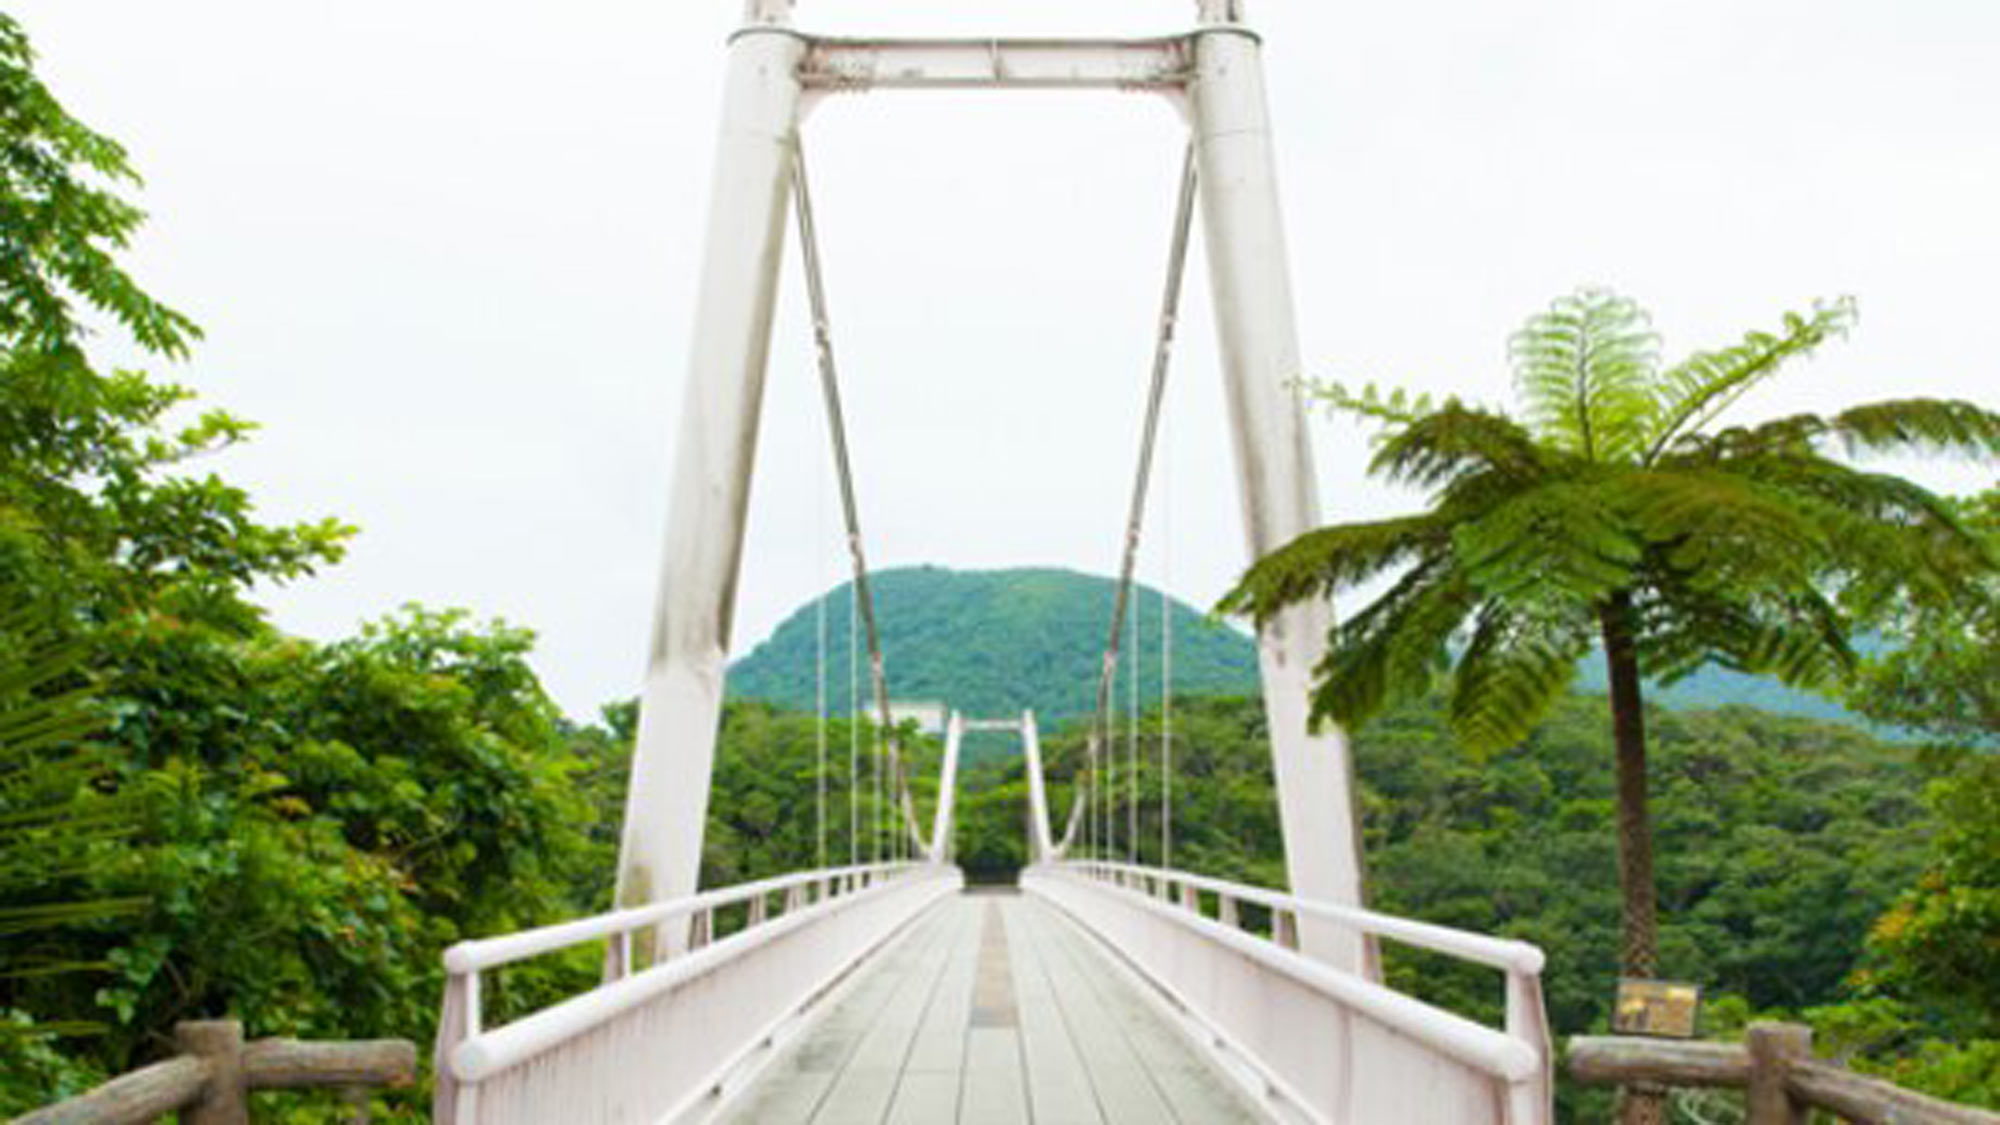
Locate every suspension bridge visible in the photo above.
<box><xmin>431</xmin><ymin>2</ymin><xmax>1555</xmax><ymax>1121</ymax></box>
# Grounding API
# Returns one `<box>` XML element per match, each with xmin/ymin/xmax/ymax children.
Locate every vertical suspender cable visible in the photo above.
<box><xmin>1161</xmin><ymin>412</ymin><xmax>1175</xmax><ymax>872</ymax></box>
<box><xmin>1086</xmin><ymin>141</ymin><xmax>1198</xmax><ymax>867</ymax></box>
<box><xmin>816</xmin><ymin>496</ymin><xmax>828</xmax><ymax>872</ymax></box>
<box><xmin>849</xmin><ymin>583</ymin><xmax>860</xmax><ymax>867</ymax></box>
<box><xmin>1090</xmin><ymin>732</ymin><xmax>1101</xmax><ymax>860</ymax></box>
<box><xmin>793</xmin><ymin>143</ymin><xmax>925</xmax><ymax>862</ymax></box>
<box><xmin>1107</xmin><ymin>657</ymin><xmax>1116</xmax><ymax>858</ymax></box>
<box><xmin>1129</xmin><ymin>586</ymin><xmax>1140</xmax><ymax>863</ymax></box>
<box><xmin>875</xmin><ymin>721</ymin><xmax>884</xmax><ymax>864</ymax></box>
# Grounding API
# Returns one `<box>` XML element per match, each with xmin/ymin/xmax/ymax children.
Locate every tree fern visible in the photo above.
<box><xmin>1223</xmin><ymin>286</ymin><xmax>2000</xmax><ymax>1125</ymax></box>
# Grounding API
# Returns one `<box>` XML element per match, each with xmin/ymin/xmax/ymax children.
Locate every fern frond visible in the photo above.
<box><xmin>1640</xmin><ymin>298</ymin><xmax>1856</xmax><ymax>463</ymax></box>
<box><xmin>1308</xmin><ymin>560</ymin><xmax>1475</xmax><ymax>727</ymax></box>
<box><xmin>1831</xmin><ymin>398</ymin><xmax>2000</xmax><ymax>461</ymax></box>
<box><xmin>1705</xmin><ymin>451</ymin><xmax>1994</xmax><ymax>612</ymax></box>
<box><xmin>1617</xmin><ymin>469</ymin><xmax>1828</xmax><ymax>592</ymax></box>
<box><xmin>1448</xmin><ymin>605</ymin><xmax>1591</xmax><ymax>754</ymax></box>
<box><xmin>1509</xmin><ymin>288</ymin><xmax>1659</xmax><ymax>462</ymax></box>
<box><xmin>1305</xmin><ymin>380</ymin><xmax>1441</xmax><ymax>434</ymax></box>
<box><xmin>1639</xmin><ymin>579</ymin><xmax>1856</xmax><ymax>690</ymax></box>
<box><xmin>1367</xmin><ymin>403</ymin><xmax>1544</xmax><ymax>491</ymax></box>
<box><xmin>1219</xmin><ymin>514</ymin><xmax>1450</xmax><ymax>625</ymax></box>
<box><xmin>1690</xmin><ymin>398</ymin><xmax>2000</xmax><ymax>468</ymax></box>
<box><xmin>1451</xmin><ymin>478</ymin><xmax>1642</xmax><ymax>607</ymax></box>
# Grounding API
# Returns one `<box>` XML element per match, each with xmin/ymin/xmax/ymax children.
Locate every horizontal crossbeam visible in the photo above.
<box><xmin>798</xmin><ymin>36</ymin><xmax>1196</xmax><ymax>93</ymax></box>
<box><xmin>961</xmin><ymin>718</ymin><xmax>1024</xmax><ymax>733</ymax></box>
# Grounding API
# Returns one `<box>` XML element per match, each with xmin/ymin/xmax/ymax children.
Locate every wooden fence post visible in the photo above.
<box><xmin>1746</xmin><ymin>1022</ymin><xmax>1812</xmax><ymax>1125</ymax></box>
<box><xmin>175</xmin><ymin>1020</ymin><xmax>248</xmax><ymax>1125</ymax></box>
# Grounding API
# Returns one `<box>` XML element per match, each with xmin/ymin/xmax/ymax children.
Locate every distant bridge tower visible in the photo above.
<box><xmin>614</xmin><ymin>0</ymin><xmax>1374</xmax><ymax>974</ymax></box>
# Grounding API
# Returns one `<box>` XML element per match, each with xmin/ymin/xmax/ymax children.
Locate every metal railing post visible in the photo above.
<box><xmin>1506</xmin><ymin>968</ymin><xmax>1555</xmax><ymax>1124</ymax></box>
<box><xmin>432</xmin><ymin>973</ymin><xmax>471</xmax><ymax>1124</ymax></box>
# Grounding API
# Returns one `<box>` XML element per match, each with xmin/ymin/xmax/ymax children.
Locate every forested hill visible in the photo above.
<box><xmin>727</xmin><ymin>566</ymin><xmax>1260</xmax><ymax>721</ymax></box>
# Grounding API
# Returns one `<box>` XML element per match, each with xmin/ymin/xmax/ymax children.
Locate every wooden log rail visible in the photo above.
<box><xmin>16</xmin><ymin>1020</ymin><xmax>416</xmax><ymax>1125</ymax></box>
<box><xmin>1569</xmin><ymin>1022</ymin><xmax>2000</xmax><ymax>1124</ymax></box>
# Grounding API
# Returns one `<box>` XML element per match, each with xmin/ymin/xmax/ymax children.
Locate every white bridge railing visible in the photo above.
<box><xmin>434</xmin><ymin>861</ymin><xmax>961</xmax><ymax>1125</ymax></box>
<box><xmin>1023</xmin><ymin>860</ymin><xmax>1553</xmax><ymax>1125</ymax></box>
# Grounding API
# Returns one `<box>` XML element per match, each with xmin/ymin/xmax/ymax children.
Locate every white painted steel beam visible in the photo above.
<box><xmin>612</xmin><ymin>17</ymin><xmax>805</xmax><ymax>946</ymax></box>
<box><xmin>929</xmin><ymin>713</ymin><xmax>964</xmax><ymax>860</ymax></box>
<box><xmin>1189</xmin><ymin>25</ymin><xmax>1376</xmax><ymax>978</ymax></box>
<box><xmin>961</xmin><ymin>718</ymin><xmax>1023</xmax><ymax>733</ymax></box>
<box><xmin>1021</xmin><ymin>711</ymin><xmax>1057</xmax><ymax>864</ymax></box>
<box><xmin>800</xmin><ymin>37</ymin><xmax>1195</xmax><ymax>93</ymax></box>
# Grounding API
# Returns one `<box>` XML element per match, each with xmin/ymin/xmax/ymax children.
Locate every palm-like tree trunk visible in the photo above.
<box><xmin>1599</xmin><ymin>590</ymin><xmax>1665</xmax><ymax>1125</ymax></box>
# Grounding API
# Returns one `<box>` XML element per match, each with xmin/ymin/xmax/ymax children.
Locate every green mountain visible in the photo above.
<box><xmin>727</xmin><ymin>566</ymin><xmax>1260</xmax><ymax>723</ymax></box>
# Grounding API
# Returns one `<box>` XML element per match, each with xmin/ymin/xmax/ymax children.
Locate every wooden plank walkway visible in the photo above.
<box><xmin>721</xmin><ymin>890</ymin><xmax>1266</xmax><ymax>1125</ymax></box>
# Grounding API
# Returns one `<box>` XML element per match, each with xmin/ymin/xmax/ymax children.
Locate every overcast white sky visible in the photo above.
<box><xmin>16</xmin><ymin>1</ymin><xmax>1998</xmax><ymax>718</ymax></box>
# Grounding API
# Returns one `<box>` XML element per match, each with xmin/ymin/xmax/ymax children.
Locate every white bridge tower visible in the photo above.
<box><xmin>614</xmin><ymin>0</ymin><xmax>1374</xmax><ymax>975</ymax></box>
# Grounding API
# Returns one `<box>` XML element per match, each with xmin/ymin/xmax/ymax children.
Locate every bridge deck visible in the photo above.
<box><xmin>722</xmin><ymin>889</ymin><xmax>1266</xmax><ymax>1125</ymax></box>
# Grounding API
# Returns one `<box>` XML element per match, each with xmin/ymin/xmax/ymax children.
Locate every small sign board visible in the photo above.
<box><xmin>1613</xmin><ymin>978</ymin><xmax>1701</xmax><ymax>1039</ymax></box>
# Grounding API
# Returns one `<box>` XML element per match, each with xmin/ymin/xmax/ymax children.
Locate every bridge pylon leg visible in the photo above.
<box><xmin>1189</xmin><ymin>18</ymin><xmax>1378</xmax><ymax>979</ymax></box>
<box><xmin>612</xmin><ymin>5</ymin><xmax>805</xmax><ymax>958</ymax></box>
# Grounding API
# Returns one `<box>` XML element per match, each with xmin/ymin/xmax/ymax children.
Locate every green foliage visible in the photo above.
<box><xmin>1796</xmin><ymin>997</ymin><xmax>2000</xmax><ymax>1110</ymax></box>
<box><xmin>0</xmin><ymin>607</ymin><xmax>142</xmax><ymax>947</ymax></box>
<box><xmin>0</xmin><ymin>20</ymin><xmax>576</xmax><ymax>1114</ymax></box>
<box><xmin>0</xmin><ymin>12</ymin><xmax>350</xmax><ymax>636</ymax></box>
<box><xmin>696</xmin><ymin>702</ymin><xmax>937</xmax><ymax>888</ymax></box>
<box><xmin>1855</xmin><ymin>748</ymin><xmax>2000</xmax><ymax>1034</ymax></box>
<box><xmin>1850</xmin><ymin>486</ymin><xmax>2000</xmax><ymax>745</ymax></box>
<box><xmin>1346</xmin><ymin>697</ymin><xmax>1929</xmax><ymax>1028</ymax></box>
<box><xmin>0</xmin><ymin>603</ymin><xmax>144</xmax><ymax>1108</ymax></box>
<box><xmin>1836</xmin><ymin>486</ymin><xmax>2000</xmax><ymax>1096</ymax></box>
<box><xmin>0</xmin><ymin>608</ymin><xmax>603</xmax><ymax>1116</ymax></box>
<box><xmin>0</xmin><ymin>14</ymin><xmax>197</xmax><ymax>358</ymax></box>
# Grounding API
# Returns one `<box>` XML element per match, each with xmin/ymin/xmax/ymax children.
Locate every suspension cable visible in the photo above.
<box><xmin>1129</xmin><ymin>584</ymin><xmax>1140</xmax><ymax>863</ymax></box>
<box><xmin>816</xmin><ymin>486</ymin><xmax>828</xmax><ymax>872</ymax></box>
<box><xmin>1084</xmin><ymin>142</ymin><xmax>1199</xmax><ymax>864</ymax></box>
<box><xmin>1161</xmin><ymin>405</ymin><xmax>1175</xmax><ymax>871</ymax></box>
<box><xmin>849</xmin><ymin>582</ymin><xmax>860</xmax><ymax>867</ymax></box>
<box><xmin>793</xmin><ymin>143</ymin><xmax>927</xmax><ymax>860</ymax></box>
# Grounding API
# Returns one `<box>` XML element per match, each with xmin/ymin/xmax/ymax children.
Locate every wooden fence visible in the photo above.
<box><xmin>1570</xmin><ymin>1022</ymin><xmax>2000</xmax><ymax>1124</ymax></box>
<box><xmin>15</xmin><ymin>1020</ymin><xmax>415</xmax><ymax>1125</ymax></box>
